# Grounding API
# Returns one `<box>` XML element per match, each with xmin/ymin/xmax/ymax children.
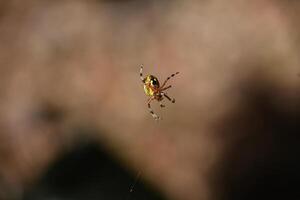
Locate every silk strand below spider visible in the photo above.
<box><xmin>140</xmin><ymin>64</ymin><xmax>179</xmax><ymax>120</ymax></box>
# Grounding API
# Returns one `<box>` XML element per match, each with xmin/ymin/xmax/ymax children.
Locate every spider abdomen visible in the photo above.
<box><xmin>143</xmin><ymin>84</ymin><xmax>155</xmax><ymax>96</ymax></box>
<box><xmin>143</xmin><ymin>75</ymin><xmax>160</xmax><ymax>96</ymax></box>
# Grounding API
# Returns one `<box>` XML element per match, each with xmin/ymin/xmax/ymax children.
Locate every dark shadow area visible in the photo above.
<box><xmin>212</xmin><ymin>79</ymin><xmax>300</xmax><ymax>200</ymax></box>
<box><xmin>33</xmin><ymin>103</ymin><xmax>65</xmax><ymax>125</ymax></box>
<box><xmin>23</xmin><ymin>141</ymin><xmax>165</xmax><ymax>200</ymax></box>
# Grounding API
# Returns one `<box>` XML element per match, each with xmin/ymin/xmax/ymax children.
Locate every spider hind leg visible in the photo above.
<box><xmin>147</xmin><ymin>97</ymin><xmax>160</xmax><ymax>120</ymax></box>
<box><xmin>159</xmin><ymin>101</ymin><xmax>165</xmax><ymax>108</ymax></box>
<box><xmin>148</xmin><ymin>103</ymin><xmax>160</xmax><ymax>120</ymax></box>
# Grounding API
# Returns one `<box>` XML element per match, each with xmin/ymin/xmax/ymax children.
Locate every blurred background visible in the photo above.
<box><xmin>0</xmin><ymin>0</ymin><xmax>300</xmax><ymax>200</ymax></box>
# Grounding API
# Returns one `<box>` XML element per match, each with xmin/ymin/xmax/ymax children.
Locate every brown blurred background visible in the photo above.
<box><xmin>0</xmin><ymin>0</ymin><xmax>300</xmax><ymax>200</ymax></box>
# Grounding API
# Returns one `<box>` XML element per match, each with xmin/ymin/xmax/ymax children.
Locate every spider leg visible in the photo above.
<box><xmin>163</xmin><ymin>93</ymin><xmax>176</xmax><ymax>103</ymax></box>
<box><xmin>161</xmin><ymin>85</ymin><xmax>172</xmax><ymax>91</ymax></box>
<box><xmin>161</xmin><ymin>72</ymin><xmax>179</xmax><ymax>88</ymax></box>
<box><xmin>147</xmin><ymin>97</ymin><xmax>160</xmax><ymax>120</ymax></box>
<box><xmin>140</xmin><ymin>64</ymin><xmax>144</xmax><ymax>83</ymax></box>
<box><xmin>159</xmin><ymin>101</ymin><xmax>165</xmax><ymax>108</ymax></box>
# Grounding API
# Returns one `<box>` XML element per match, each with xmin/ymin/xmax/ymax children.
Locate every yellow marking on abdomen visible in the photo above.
<box><xmin>144</xmin><ymin>85</ymin><xmax>155</xmax><ymax>96</ymax></box>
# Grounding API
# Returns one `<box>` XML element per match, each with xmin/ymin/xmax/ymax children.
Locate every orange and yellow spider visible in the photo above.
<box><xmin>140</xmin><ymin>64</ymin><xmax>179</xmax><ymax>120</ymax></box>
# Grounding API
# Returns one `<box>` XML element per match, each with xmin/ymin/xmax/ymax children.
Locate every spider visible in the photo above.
<box><xmin>140</xmin><ymin>64</ymin><xmax>179</xmax><ymax>120</ymax></box>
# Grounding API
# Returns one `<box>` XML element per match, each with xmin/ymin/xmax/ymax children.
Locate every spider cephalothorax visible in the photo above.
<box><xmin>140</xmin><ymin>64</ymin><xmax>179</xmax><ymax>120</ymax></box>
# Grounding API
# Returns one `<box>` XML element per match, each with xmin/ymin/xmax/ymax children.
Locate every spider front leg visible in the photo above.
<box><xmin>163</xmin><ymin>93</ymin><xmax>176</xmax><ymax>103</ymax></box>
<box><xmin>147</xmin><ymin>97</ymin><xmax>160</xmax><ymax>120</ymax></box>
<box><xmin>161</xmin><ymin>72</ymin><xmax>179</xmax><ymax>88</ymax></box>
<box><xmin>140</xmin><ymin>64</ymin><xmax>144</xmax><ymax>83</ymax></box>
<box><xmin>160</xmin><ymin>85</ymin><xmax>172</xmax><ymax>91</ymax></box>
